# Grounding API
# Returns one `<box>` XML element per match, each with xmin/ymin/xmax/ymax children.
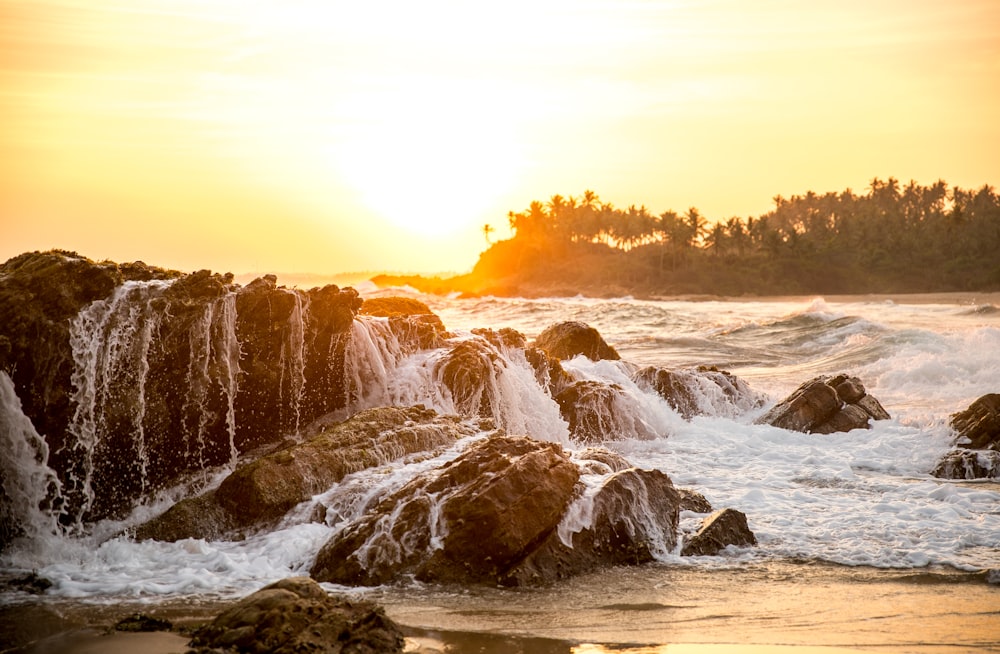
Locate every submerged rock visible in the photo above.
<box><xmin>681</xmin><ymin>508</ymin><xmax>757</xmax><ymax>556</ymax></box>
<box><xmin>134</xmin><ymin>406</ymin><xmax>478</xmax><ymax>541</ymax></box>
<box><xmin>533</xmin><ymin>321</ymin><xmax>620</xmax><ymax>361</ymax></box>
<box><xmin>188</xmin><ymin>577</ymin><xmax>403</xmax><ymax>654</ymax></box>
<box><xmin>756</xmin><ymin>374</ymin><xmax>890</xmax><ymax>434</ymax></box>
<box><xmin>633</xmin><ymin>365</ymin><xmax>763</xmax><ymax>419</ymax></box>
<box><xmin>932</xmin><ymin>394</ymin><xmax>1000</xmax><ymax>479</ymax></box>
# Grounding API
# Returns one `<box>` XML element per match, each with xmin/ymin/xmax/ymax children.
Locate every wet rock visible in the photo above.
<box><xmin>756</xmin><ymin>374</ymin><xmax>890</xmax><ymax>434</ymax></box>
<box><xmin>555</xmin><ymin>380</ymin><xmax>657</xmax><ymax>443</ymax></box>
<box><xmin>134</xmin><ymin>406</ymin><xmax>477</xmax><ymax>541</ymax></box>
<box><xmin>634</xmin><ymin>365</ymin><xmax>764</xmax><ymax>419</ymax></box>
<box><xmin>311</xmin><ymin>435</ymin><xmax>581</xmax><ymax>586</ymax></box>
<box><xmin>533</xmin><ymin>321</ymin><xmax>620</xmax><ymax>361</ymax></box>
<box><xmin>361</xmin><ymin>296</ymin><xmax>448</xmax><ymax>349</ymax></box>
<box><xmin>677</xmin><ymin>488</ymin><xmax>713</xmax><ymax>513</ymax></box>
<box><xmin>188</xmin><ymin>577</ymin><xmax>403</xmax><ymax>654</ymax></box>
<box><xmin>114</xmin><ymin>613</ymin><xmax>172</xmax><ymax>632</ymax></box>
<box><xmin>681</xmin><ymin>508</ymin><xmax>757</xmax><ymax>556</ymax></box>
<box><xmin>931</xmin><ymin>450</ymin><xmax>1000</xmax><ymax>479</ymax></box>
<box><xmin>950</xmin><ymin>393</ymin><xmax>1000</xmax><ymax>450</ymax></box>
<box><xmin>0</xmin><ymin>251</ymin><xmax>365</xmax><ymax>534</ymax></box>
<box><xmin>932</xmin><ymin>394</ymin><xmax>1000</xmax><ymax>479</ymax></box>
<box><xmin>573</xmin><ymin>447</ymin><xmax>633</xmax><ymax>474</ymax></box>
<box><xmin>435</xmin><ymin>339</ymin><xmax>504</xmax><ymax>418</ymax></box>
<box><xmin>504</xmin><ymin>467</ymin><xmax>681</xmax><ymax>585</ymax></box>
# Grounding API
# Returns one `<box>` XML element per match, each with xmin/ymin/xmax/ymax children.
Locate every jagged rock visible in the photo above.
<box><xmin>681</xmin><ymin>508</ymin><xmax>756</xmax><ymax>556</ymax></box>
<box><xmin>555</xmin><ymin>380</ymin><xmax>657</xmax><ymax>443</ymax></box>
<box><xmin>756</xmin><ymin>374</ymin><xmax>889</xmax><ymax>434</ymax></box>
<box><xmin>950</xmin><ymin>393</ymin><xmax>1000</xmax><ymax>450</ymax></box>
<box><xmin>503</xmin><ymin>466</ymin><xmax>681</xmax><ymax>585</ymax></box>
<box><xmin>472</xmin><ymin>326</ymin><xmax>527</xmax><ymax>350</ymax></box>
<box><xmin>932</xmin><ymin>395</ymin><xmax>1000</xmax><ymax>479</ymax></box>
<box><xmin>633</xmin><ymin>365</ymin><xmax>763</xmax><ymax>419</ymax></box>
<box><xmin>523</xmin><ymin>346</ymin><xmax>575</xmax><ymax>396</ymax></box>
<box><xmin>360</xmin><ymin>296</ymin><xmax>448</xmax><ymax>349</ymax></box>
<box><xmin>435</xmin><ymin>339</ymin><xmax>503</xmax><ymax>418</ymax></box>
<box><xmin>114</xmin><ymin>613</ymin><xmax>172</xmax><ymax>632</ymax></box>
<box><xmin>573</xmin><ymin>447</ymin><xmax>633</xmax><ymax>474</ymax></box>
<box><xmin>311</xmin><ymin>435</ymin><xmax>581</xmax><ymax>586</ymax></box>
<box><xmin>188</xmin><ymin>577</ymin><xmax>403</xmax><ymax>654</ymax></box>
<box><xmin>677</xmin><ymin>488</ymin><xmax>713</xmax><ymax>513</ymax></box>
<box><xmin>134</xmin><ymin>406</ymin><xmax>477</xmax><ymax>541</ymax></box>
<box><xmin>932</xmin><ymin>450</ymin><xmax>1000</xmax><ymax>479</ymax></box>
<box><xmin>0</xmin><ymin>251</ymin><xmax>366</xmax><ymax>534</ymax></box>
<box><xmin>533</xmin><ymin>321</ymin><xmax>620</xmax><ymax>361</ymax></box>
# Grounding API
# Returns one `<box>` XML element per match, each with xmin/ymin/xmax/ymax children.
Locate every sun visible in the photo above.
<box><xmin>330</xmin><ymin>78</ymin><xmax>523</xmax><ymax>237</ymax></box>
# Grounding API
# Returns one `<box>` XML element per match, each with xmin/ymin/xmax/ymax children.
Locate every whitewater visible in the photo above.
<box><xmin>2</xmin><ymin>290</ymin><xmax>999</xmax><ymax>650</ymax></box>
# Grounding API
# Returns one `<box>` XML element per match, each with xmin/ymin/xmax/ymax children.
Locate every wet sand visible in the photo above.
<box><xmin>8</xmin><ymin>562</ymin><xmax>997</xmax><ymax>653</ymax></box>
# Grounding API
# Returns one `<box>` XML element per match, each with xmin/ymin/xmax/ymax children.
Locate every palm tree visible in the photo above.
<box><xmin>483</xmin><ymin>223</ymin><xmax>495</xmax><ymax>245</ymax></box>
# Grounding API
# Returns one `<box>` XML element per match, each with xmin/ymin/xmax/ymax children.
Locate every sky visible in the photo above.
<box><xmin>2</xmin><ymin>0</ymin><xmax>999</xmax><ymax>277</ymax></box>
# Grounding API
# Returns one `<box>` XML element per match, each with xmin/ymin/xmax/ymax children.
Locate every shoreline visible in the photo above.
<box><xmin>7</xmin><ymin>562</ymin><xmax>997</xmax><ymax>653</ymax></box>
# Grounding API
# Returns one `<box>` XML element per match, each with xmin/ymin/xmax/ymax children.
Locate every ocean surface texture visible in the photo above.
<box><xmin>2</xmin><ymin>290</ymin><xmax>999</xmax><ymax>651</ymax></box>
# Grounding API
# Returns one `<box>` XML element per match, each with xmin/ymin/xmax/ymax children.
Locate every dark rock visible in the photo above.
<box><xmin>188</xmin><ymin>577</ymin><xmax>403</xmax><ymax>654</ymax></box>
<box><xmin>5</xmin><ymin>572</ymin><xmax>53</xmax><ymax>594</ymax></box>
<box><xmin>932</xmin><ymin>450</ymin><xmax>1000</xmax><ymax>479</ymax></box>
<box><xmin>504</xmin><ymin>467</ymin><xmax>681</xmax><ymax>585</ymax></box>
<box><xmin>950</xmin><ymin>393</ymin><xmax>1000</xmax><ymax>450</ymax></box>
<box><xmin>756</xmin><ymin>374</ymin><xmax>890</xmax><ymax>434</ymax></box>
<box><xmin>311</xmin><ymin>435</ymin><xmax>581</xmax><ymax>586</ymax></box>
<box><xmin>533</xmin><ymin>321</ymin><xmax>620</xmax><ymax>361</ymax></box>
<box><xmin>677</xmin><ymin>488</ymin><xmax>713</xmax><ymax>513</ymax></box>
<box><xmin>633</xmin><ymin>365</ymin><xmax>763</xmax><ymax>419</ymax></box>
<box><xmin>134</xmin><ymin>406</ymin><xmax>476</xmax><ymax>541</ymax></box>
<box><xmin>523</xmin><ymin>346</ymin><xmax>575</xmax><ymax>396</ymax></box>
<box><xmin>360</xmin><ymin>296</ymin><xmax>448</xmax><ymax>350</ymax></box>
<box><xmin>434</xmin><ymin>339</ymin><xmax>505</xmax><ymax>419</ymax></box>
<box><xmin>681</xmin><ymin>508</ymin><xmax>756</xmax><ymax>556</ymax></box>
<box><xmin>555</xmin><ymin>380</ymin><xmax>657</xmax><ymax>443</ymax></box>
<box><xmin>114</xmin><ymin>613</ymin><xmax>172</xmax><ymax>632</ymax></box>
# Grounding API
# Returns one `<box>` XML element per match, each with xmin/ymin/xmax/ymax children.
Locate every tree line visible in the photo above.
<box><xmin>474</xmin><ymin>178</ymin><xmax>1000</xmax><ymax>295</ymax></box>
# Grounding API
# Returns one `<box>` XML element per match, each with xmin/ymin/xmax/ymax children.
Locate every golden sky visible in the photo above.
<box><xmin>2</xmin><ymin>0</ymin><xmax>999</xmax><ymax>276</ymax></box>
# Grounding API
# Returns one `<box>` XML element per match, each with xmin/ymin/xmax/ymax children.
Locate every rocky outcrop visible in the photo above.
<box><xmin>634</xmin><ymin>365</ymin><xmax>764</xmax><ymax>419</ymax></box>
<box><xmin>555</xmin><ymin>380</ymin><xmax>657</xmax><ymax>443</ymax></box>
<box><xmin>360</xmin><ymin>296</ymin><xmax>448</xmax><ymax>350</ymax></box>
<box><xmin>533</xmin><ymin>321</ymin><xmax>620</xmax><ymax>361</ymax></box>
<box><xmin>435</xmin><ymin>340</ymin><xmax>504</xmax><ymax>418</ymax></box>
<box><xmin>681</xmin><ymin>508</ymin><xmax>757</xmax><ymax>556</ymax></box>
<box><xmin>310</xmin><ymin>435</ymin><xmax>683</xmax><ymax>587</ymax></box>
<box><xmin>188</xmin><ymin>577</ymin><xmax>403</xmax><ymax>654</ymax></box>
<box><xmin>756</xmin><ymin>374</ymin><xmax>890</xmax><ymax>434</ymax></box>
<box><xmin>0</xmin><ymin>251</ymin><xmax>364</xmax><ymax>532</ymax></box>
<box><xmin>932</xmin><ymin>394</ymin><xmax>1000</xmax><ymax>479</ymax></box>
<box><xmin>133</xmin><ymin>406</ymin><xmax>478</xmax><ymax>541</ymax></box>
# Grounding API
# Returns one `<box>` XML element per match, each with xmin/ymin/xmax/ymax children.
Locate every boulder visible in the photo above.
<box><xmin>950</xmin><ymin>393</ymin><xmax>1000</xmax><ymax>450</ymax></box>
<box><xmin>134</xmin><ymin>406</ymin><xmax>478</xmax><ymax>541</ymax></box>
<box><xmin>504</xmin><ymin>466</ymin><xmax>681</xmax><ymax>585</ymax></box>
<box><xmin>360</xmin><ymin>296</ymin><xmax>448</xmax><ymax>350</ymax></box>
<box><xmin>677</xmin><ymin>488</ymin><xmax>713</xmax><ymax>513</ymax></box>
<box><xmin>681</xmin><ymin>508</ymin><xmax>757</xmax><ymax>556</ymax></box>
<box><xmin>555</xmin><ymin>380</ymin><xmax>657</xmax><ymax>443</ymax></box>
<box><xmin>932</xmin><ymin>394</ymin><xmax>1000</xmax><ymax>479</ymax></box>
<box><xmin>434</xmin><ymin>339</ymin><xmax>503</xmax><ymax>418</ymax></box>
<box><xmin>533</xmin><ymin>321</ymin><xmax>620</xmax><ymax>361</ymax></box>
<box><xmin>0</xmin><ymin>251</ymin><xmax>366</xmax><ymax>533</ymax></box>
<box><xmin>634</xmin><ymin>365</ymin><xmax>764</xmax><ymax>419</ymax></box>
<box><xmin>188</xmin><ymin>577</ymin><xmax>403</xmax><ymax>654</ymax></box>
<box><xmin>311</xmin><ymin>434</ymin><xmax>580</xmax><ymax>586</ymax></box>
<box><xmin>756</xmin><ymin>374</ymin><xmax>890</xmax><ymax>434</ymax></box>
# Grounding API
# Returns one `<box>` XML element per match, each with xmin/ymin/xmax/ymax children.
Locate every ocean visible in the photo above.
<box><xmin>2</xmin><ymin>290</ymin><xmax>999</xmax><ymax>652</ymax></box>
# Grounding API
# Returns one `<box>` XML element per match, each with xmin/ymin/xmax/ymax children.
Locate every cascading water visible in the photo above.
<box><xmin>278</xmin><ymin>289</ymin><xmax>309</xmax><ymax>436</ymax></box>
<box><xmin>0</xmin><ymin>371</ymin><xmax>63</xmax><ymax>546</ymax></box>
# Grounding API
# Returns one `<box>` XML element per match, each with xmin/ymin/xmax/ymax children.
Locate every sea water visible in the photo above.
<box><xmin>2</xmin><ymin>292</ymin><xmax>999</xmax><ymax>649</ymax></box>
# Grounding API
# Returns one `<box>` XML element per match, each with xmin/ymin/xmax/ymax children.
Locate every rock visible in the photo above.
<box><xmin>555</xmin><ymin>380</ymin><xmax>657</xmax><ymax>443</ymax></box>
<box><xmin>434</xmin><ymin>339</ymin><xmax>504</xmax><ymax>418</ymax></box>
<box><xmin>114</xmin><ymin>613</ymin><xmax>172</xmax><ymax>632</ymax></box>
<box><xmin>0</xmin><ymin>251</ymin><xmax>367</xmax><ymax>533</ymax></box>
<box><xmin>756</xmin><ymin>374</ymin><xmax>889</xmax><ymax>434</ymax></box>
<box><xmin>633</xmin><ymin>365</ymin><xmax>763</xmax><ymax>419</ymax></box>
<box><xmin>360</xmin><ymin>296</ymin><xmax>448</xmax><ymax>350</ymax></box>
<box><xmin>188</xmin><ymin>577</ymin><xmax>403</xmax><ymax>654</ymax></box>
<box><xmin>573</xmin><ymin>447</ymin><xmax>633</xmax><ymax>474</ymax></box>
<box><xmin>504</xmin><ymin>467</ymin><xmax>681</xmax><ymax>585</ymax></box>
<box><xmin>681</xmin><ymin>508</ymin><xmax>757</xmax><ymax>556</ymax></box>
<box><xmin>932</xmin><ymin>450</ymin><xmax>1000</xmax><ymax>479</ymax></box>
<box><xmin>950</xmin><ymin>393</ymin><xmax>1000</xmax><ymax>450</ymax></box>
<box><xmin>677</xmin><ymin>488</ymin><xmax>713</xmax><ymax>513</ymax></box>
<box><xmin>311</xmin><ymin>435</ymin><xmax>581</xmax><ymax>586</ymax></box>
<box><xmin>134</xmin><ymin>406</ymin><xmax>477</xmax><ymax>541</ymax></box>
<box><xmin>533</xmin><ymin>321</ymin><xmax>620</xmax><ymax>361</ymax></box>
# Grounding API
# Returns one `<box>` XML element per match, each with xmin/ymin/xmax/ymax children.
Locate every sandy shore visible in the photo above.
<box><xmin>7</xmin><ymin>562</ymin><xmax>997</xmax><ymax>653</ymax></box>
